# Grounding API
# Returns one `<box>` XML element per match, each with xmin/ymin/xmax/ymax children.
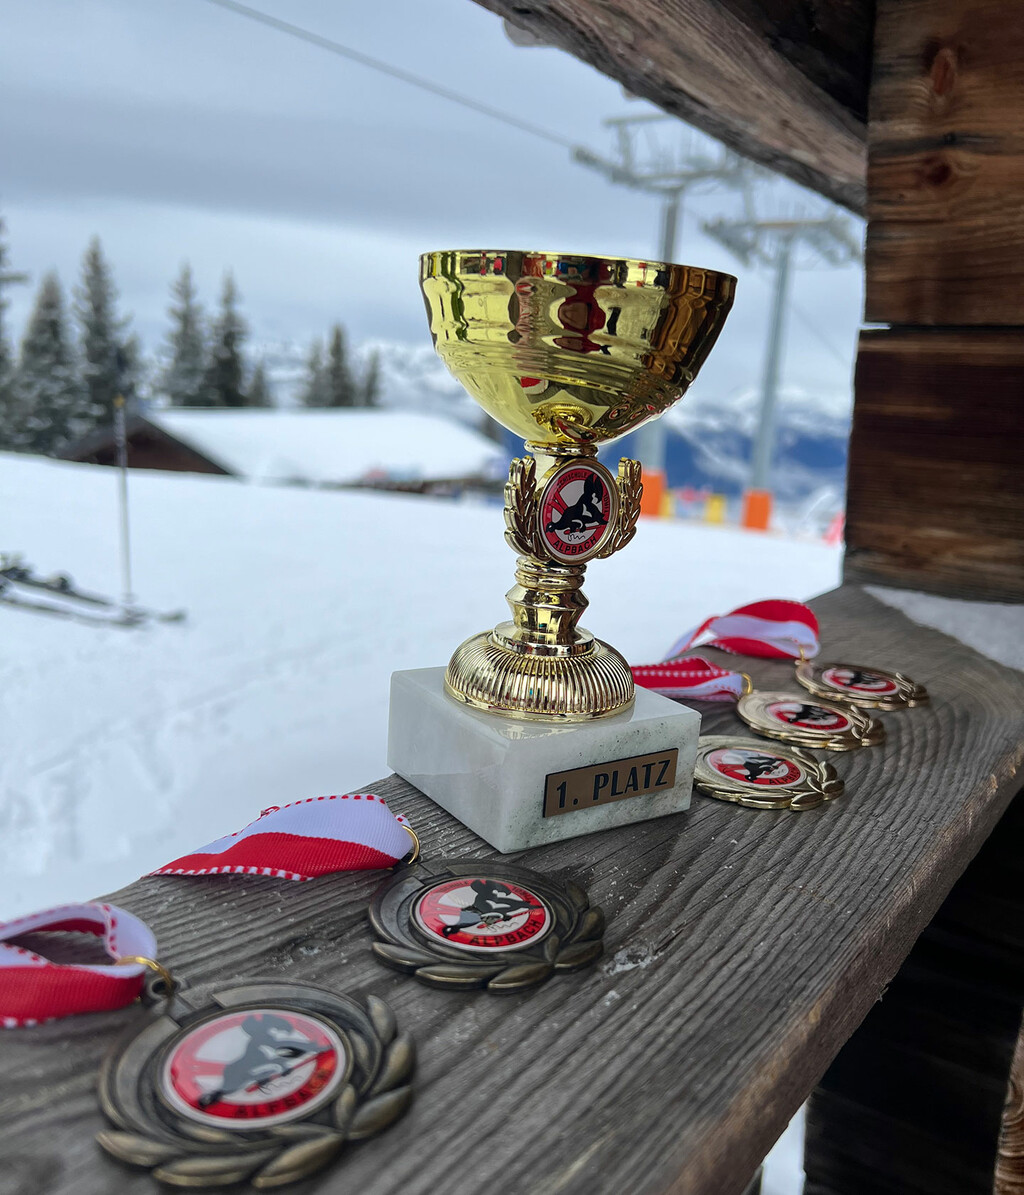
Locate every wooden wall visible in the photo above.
<box><xmin>844</xmin><ymin>0</ymin><xmax>1024</xmax><ymax>600</ymax></box>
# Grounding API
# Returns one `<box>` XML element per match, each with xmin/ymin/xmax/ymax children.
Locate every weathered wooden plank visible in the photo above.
<box><xmin>804</xmin><ymin>793</ymin><xmax>1024</xmax><ymax>1194</ymax></box>
<box><xmin>474</xmin><ymin>0</ymin><xmax>868</xmax><ymax>212</ymax></box>
<box><xmin>844</xmin><ymin>328</ymin><xmax>1024</xmax><ymax>601</ymax></box>
<box><xmin>865</xmin><ymin>0</ymin><xmax>1024</xmax><ymax>324</ymax></box>
<box><xmin>3</xmin><ymin>585</ymin><xmax>1024</xmax><ymax>1195</ymax></box>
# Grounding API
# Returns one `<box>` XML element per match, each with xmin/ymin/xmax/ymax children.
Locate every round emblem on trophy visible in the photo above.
<box><xmin>369</xmin><ymin>861</ymin><xmax>604</xmax><ymax>993</ymax></box>
<box><xmin>736</xmin><ymin>690</ymin><xmax>885</xmax><ymax>751</ymax></box>
<box><xmin>694</xmin><ymin>735</ymin><xmax>844</xmax><ymax>809</ymax></box>
<box><xmin>767</xmin><ymin>700</ymin><xmax>851</xmax><ymax>733</ymax></box>
<box><xmin>537</xmin><ymin>459</ymin><xmax>617</xmax><ymax>563</ymax></box>
<box><xmin>161</xmin><ymin>1008</ymin><xmax>346</xmax><ymax>1129</ymax></box>
<box><xmin>413</xmin><ymin>876</ymin><xmax>552</xmax><ymax>954</ymax></box>
<box><xmin>706</xmin><ymin>746</ymin><xmax>804</xmax><ymax>788</ymax></box>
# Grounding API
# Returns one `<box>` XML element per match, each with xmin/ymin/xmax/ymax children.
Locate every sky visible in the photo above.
<box><xmin>0</xmin><ymin>0</ymin><xmax>865</xmax><ymax>402</ymax></box>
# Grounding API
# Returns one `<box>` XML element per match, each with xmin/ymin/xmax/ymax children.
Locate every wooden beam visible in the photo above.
<box><xmin>5</xmin><ymin>588</ymin><xmax>1024</xmax><ymax>1194</ymax></box>
<box><xmin>473</xmin><ymin>0</ymin><xmax>869</xmax><ymax>212</ymax></box>
<box><xmin>866</xmin><ymin>0</ymin><xmax>1024</xmax><ymax>324</ymax></box>
<box><xmin>844</xmin><ymin>328</ymin><xmax>1024</xmax><ymax>600</ymax></box>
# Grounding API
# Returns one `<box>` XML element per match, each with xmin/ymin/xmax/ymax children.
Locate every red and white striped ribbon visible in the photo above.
<box><xmin>0</xmin><ymin>903</ymin><xmax>156</xmax><ymax>1028</ymax></box>
<box><xmin>151</xmin><ymin>793</ymin><xmax>414</xmax><ymax>881</ymax></box>
<box><xmin>631</xmin><ymin>654</ymin><xmax>747</xmax><ymax>702</ymax></box>
<box><xmin>663</xmin><ymin>599</ymin><xmax>820</xmax><ymax>662</ymax></box>
<box><xmin>632</xmin><ymin>599</ymin><xmax>820</xmax><ymax>700</ymax></box>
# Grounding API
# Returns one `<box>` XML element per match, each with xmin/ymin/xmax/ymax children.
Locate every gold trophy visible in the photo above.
<box><xmin>420</xmin><ymin>249</ymin><xmax>736</xmax><ymax>722</ymax></box>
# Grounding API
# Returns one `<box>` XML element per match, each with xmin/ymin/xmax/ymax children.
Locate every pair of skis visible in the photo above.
<box><xmin>0</xmin><ymin>557</ymin><xmax>185</xmax><ymax>627</ymax></box>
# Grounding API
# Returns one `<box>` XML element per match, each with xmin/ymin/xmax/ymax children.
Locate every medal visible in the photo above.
<box><xmin>794</xmin><ymin>659</ymin><xmax>928</xmax><ymax>710</ymax></box>
<box><xmin>736</xmin><ymin>689</ymin><xmax>884</xmax><ymax>750</ymax></box>
<box><xmin>694</xmin><ymin>735</ymin><xmax>843</xmax><ymax>809</ymax></box>
<box><xmin>0</xmin><ymin>903</ymin><xmax>415</xmax><ymax>1189</ymax></box>
<box><xmin>99</xmin><ymin>979</ymin><xmax>413</xmax><ymax>1188</ymax></box>
<box><xmin>369</xmin><ymin>860</ymin><xmax>604</xmax><ymax>992</ymax></box>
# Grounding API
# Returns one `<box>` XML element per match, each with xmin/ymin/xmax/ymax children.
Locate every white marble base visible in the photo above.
<box><xmin>387</xmin><ymin>667</ymin><xmax>700</xmax><ymax>852</ymax></box>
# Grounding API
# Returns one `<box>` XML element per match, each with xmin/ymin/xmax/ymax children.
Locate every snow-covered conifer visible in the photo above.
<box><xmin>74</xmin><ymin>237</ymin><xmax>136</xmax><ymax>423</ymax></box>
<box><xmin>247</xmin><ymin>359</ymin><xmax>273</xmax><ymax>408</ymax></box>
<box><xmin>201</xmin><ymin>273</ymin><xmax>248</xmax><ymax>407</ymax></box>
<box><xmin>160</xmin><ymin>263</ymin><xmax>206</xmax><ymax>406</ymax></box>
<box><xmin>360</xmin><ymin>347</ymin><xmax>381</xmax><ymax>408</ymax></box>
<box><xmin>324</xmin><ymin>324</ymin><xmax>355</xmax><ymax>407</ymax></box>
<box><xmin>299</xmin><ymin>338</ymin><xmax>330</xmax><ymax>408</ymax></box>
<box><xmin>9</xmin><ymin>272</ymin><xmax>92</xmax><ymax>454</ymax></box>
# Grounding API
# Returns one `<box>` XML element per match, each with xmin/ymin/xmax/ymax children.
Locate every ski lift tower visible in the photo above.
<box><xmin>704</xmin><ymin>191</ymin><xmax>861</xmax><ymax>531</ymax></box>
<box><xmin>573</xmin><ymin>115</ymin><xmax>748</xmax><ymax>516</ymax></box>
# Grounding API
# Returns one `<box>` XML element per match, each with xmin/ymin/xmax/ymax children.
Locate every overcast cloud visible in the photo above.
<box><xmin>0</xmin><ymin>0</ymin><xmax>864</xmax><ymax>400</ymax></box>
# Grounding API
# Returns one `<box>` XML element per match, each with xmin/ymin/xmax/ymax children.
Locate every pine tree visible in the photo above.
<box><xmin>74</xmin><ymin>236</ymin><xmax>135</xmax><ymax>423</ymax></box>
<box><xmin>247</xmin><ymin>359</ymin><xmax>273</xmax><ymax>408</ymax></box>
<box><xmin>299</xmin><ymin>338</ymin><xmax>330</xmax><ymax>408</ymax></box>
<box><xmin>160</xmin><ymin>263</ymin><xmax>206</xmax><ymax>407</ymax></box>
<box><xmin>360</xmin><ymin>347</ymin><xmax>381</xmax><ymax>408</ymax></box>
<box><xmin>9</xmin><ymin>272</ymin><xmax>92</xmax><ymax>455</ymax></box>
<box><xmin>201</xmin><ymin>272</ymin><xmax>248</xmax><ymax>407</ymax></box>
<box><xmin>324</xmin><ymin>324</ymin><xmax>355</xmax><ymax>407</ymax></box>
<box><xmin>0</xmin><ymin>217</ymin><xmax>20</xmax><ymax>448</ymax></box>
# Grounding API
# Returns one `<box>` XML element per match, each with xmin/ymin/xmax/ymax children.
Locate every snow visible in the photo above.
<box><xmin>147</xmin><ymin>407</ymin><xmax>503</xmax><ymax>485</ymax></box>
<box><xmin>0</xmin><ymin>451</ymin><xmax>839</xmax><ymax>916</ymax></box>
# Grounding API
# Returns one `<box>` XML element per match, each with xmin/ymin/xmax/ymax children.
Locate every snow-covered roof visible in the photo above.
<box><xmin>147</xmin><ymin>408</ymin><xmax>503</xmax><ymax>485</ymax></box>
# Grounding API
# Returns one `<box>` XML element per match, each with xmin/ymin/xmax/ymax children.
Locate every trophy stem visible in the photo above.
<box><xmin>443</xmin><ymin>451</ymin><xmax>636</xmax><ymax>721</ymax></box>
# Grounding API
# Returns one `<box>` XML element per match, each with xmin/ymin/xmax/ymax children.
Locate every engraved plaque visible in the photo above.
<box><xmin>543</xmin><ymin>748</ymin><xmax>679</xmax><ymax>818</ymax></box>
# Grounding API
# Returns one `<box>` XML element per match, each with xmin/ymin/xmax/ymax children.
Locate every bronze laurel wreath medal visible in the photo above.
<box><xmin>369</xmin><ymin>860</ymin><xmax>604</xmax><ymax>993</ymax></box>
<box><xmin>694</xmin><ymin>735</ymin><xmax>844</xmax><ymax>810</ymax></box>
<box><xmin>97</xmin><ymin>981</ymin><xmax>414</xmax><ymax>1189</ymax></box>
<box><xmin>794</xmin><ymin>659</ymin><xmax>928</xmax><ymax>710</ymax></box>
<box><xmin>736</xmin><ymin>689</ymin><xmax>885</xmax><ymax>751</ymax></box>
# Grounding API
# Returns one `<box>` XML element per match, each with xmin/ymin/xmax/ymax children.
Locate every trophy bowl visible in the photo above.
<box><xmin>421</xmin><ymin>249</ymin><xmax>736</xmax><ymax>721</ymax></box>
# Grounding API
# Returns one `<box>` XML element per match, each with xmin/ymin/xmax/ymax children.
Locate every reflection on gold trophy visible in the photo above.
<box><xmin>421</xmin><ymin>250</ymin><xmax>735</xmax><ymax>722</ymax></box>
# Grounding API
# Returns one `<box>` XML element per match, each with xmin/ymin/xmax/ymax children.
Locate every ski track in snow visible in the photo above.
<box><xmin>0</xmin><ymin>451</ymin><xmax>841</xmax><ymax>917</ymax></box>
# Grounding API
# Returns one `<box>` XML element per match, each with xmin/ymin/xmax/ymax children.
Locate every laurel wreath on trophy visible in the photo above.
<box><xmin>597</xmin><ymin>458</ymin><xmax>642</xmax><ymax>558</ymax></box>
<box><xmin>503</xmin><ymin>455</ymin><xmax>643</xmax><ymax>561</ymax></box>
<box><xmin>371</xmin><ymin>872</ymin><xmax>605</xmax><ymax>993</ymax></box>
<box><xmin>503</xmin><ymin>456</ymin><xmax>545</xmax><ymax>557</ymax></box>
<box><xmin>97</xmin><ymin>993</ymin><xmax>413</xmax><ymax>1189</ymax></box>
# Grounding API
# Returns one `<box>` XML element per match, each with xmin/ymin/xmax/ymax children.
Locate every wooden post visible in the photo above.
<box><xmin>843</xmin><ymin>0</ymin><xmax>1024</xmax><ymax>601</ymax></box>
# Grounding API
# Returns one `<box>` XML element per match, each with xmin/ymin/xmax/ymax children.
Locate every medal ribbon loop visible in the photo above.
<box><xmin>663</xmin><ymin>599</ymin><xmax>820</xmax><ymax>662</ymax></box>
<box><xmin>150</xmin><ymin>792</ymin><xmax>415</xmax><ymax>881</ymax></box>
<box><xmin>0</xmin><ymin>902</ymin><xmax>156</xmax><ymax>1027</ymax></box>
<box><xmin>631</xmin><ymin>599</ymin><xmax>819</xmax><ymax>699</ymax></box>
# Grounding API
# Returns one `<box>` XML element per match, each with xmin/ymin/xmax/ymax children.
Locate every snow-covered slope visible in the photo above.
<box><xmin>0</xmin><ymin>452</ymin><xmax>840</xmax><ymax>916</ymax></box>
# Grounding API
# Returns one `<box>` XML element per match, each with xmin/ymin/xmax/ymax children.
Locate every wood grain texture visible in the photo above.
<box><xmin>804</xmin><ymin>793</ymin><xmax>1024</xmax><ymax>1194</ymax></box>
<box><xmin>866</xmin><ymin>0</ymin><xmax>1024</xmax><ymax>324</ymax></box>
<box><xmin>4</xmin><ymin>585</ymin><xmax>1024</xmax><ymax>1195</ymax></box>
<box><xmin>844</xmin><ymin>328</ymin><xmax>1024</xmax><ymax>601</ymax></box>
<box><xmin>997</xmin><ymin>1018</ymin><xmax>1024</xmax><ymax>1194</ymax></box>
<box><xmin>473</xmin><ymin>0</ymin><xmax>868</xmax><ymax>212</ymax></box>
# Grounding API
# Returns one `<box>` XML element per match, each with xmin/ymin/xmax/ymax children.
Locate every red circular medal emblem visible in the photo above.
<box><xmin>707</xmin><ymin>747</ymin><xmax>803</xmax><ymax>788</ymax></box>
<box><xmin>767</xmin><ymin>701</ymin><xmax>851</xmax><ymax>733</ymax></box>
<box><xmin>414</xmin><ymin>877</ymin><xmax>551</xmax><ymax>954</ymax></box>
<box><xmin>538</xmin><ymin>462</ymin><xmax>615</xmax><ymax>562</ymax></box>
<box><xmin>822</xmin><ymin>666</ymin><xmax>899</xmax><ymax>696</ymax></box>
<box><xmin>161</xmin><ymin>1009</ymin><xmax>345</xmax><ymax>1129</ymax></box>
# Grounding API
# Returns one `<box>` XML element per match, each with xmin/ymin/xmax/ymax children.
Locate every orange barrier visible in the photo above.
<box><xmin>741</xmin><ymin>489</ymin><xmax>773</xmax><ymax>531</ymax></box>
<box><xmin>639</xmin><ymin>469</ymin><xmax>667</xmax><ymax>517</ymax></box>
